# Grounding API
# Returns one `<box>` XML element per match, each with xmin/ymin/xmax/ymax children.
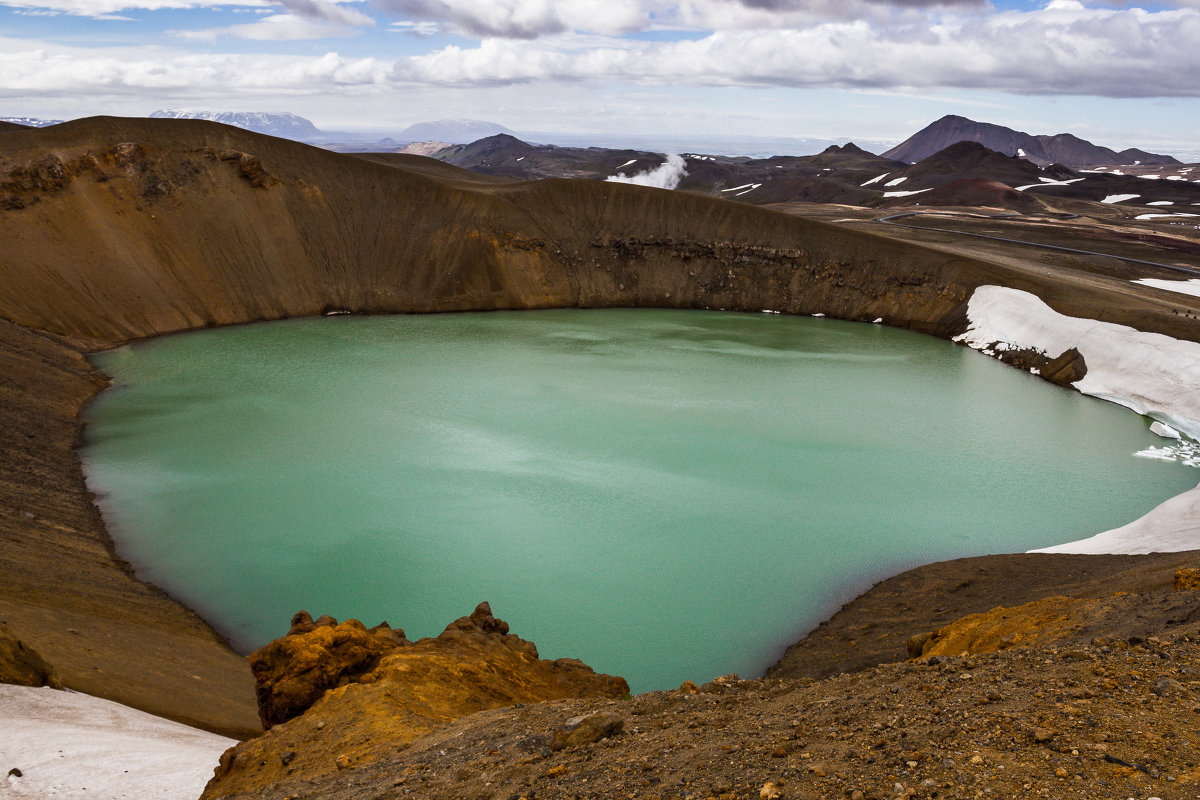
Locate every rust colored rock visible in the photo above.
<box><xmin>249</xmin><ymin>613</ymin><xmax>410</xmax><ymax>729</ymax></box>
<box><xmin>911</xmin><ymin>596</ymin><xmax>1084</xmax><ymax>658</ymax></box>
<box><xmin>1174</xmin><ymin>567</ymin><xmax>1200</xmax><ymax>591</ymax></box>
<box><xmin>203</xmin><ymin>603</ymin><xmax>628</xmax><ymax>799</ymax></box>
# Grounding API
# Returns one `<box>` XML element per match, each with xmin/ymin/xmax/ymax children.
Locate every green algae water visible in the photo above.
<box><xmin>82</xmin><ymin>310</ymin><xmax>1196</xmax><ymax>692</ymax></box>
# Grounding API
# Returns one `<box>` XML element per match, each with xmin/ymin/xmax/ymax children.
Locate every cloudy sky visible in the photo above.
<box><xmin>2</xmin><ymin>0</ymin><xmax>1198</xmax><ymax>154</ymax></box>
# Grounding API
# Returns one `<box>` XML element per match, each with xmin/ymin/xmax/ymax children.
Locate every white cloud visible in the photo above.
<box><xmin>373</xmin><ymin>0</ymin><xmax>986</xmax><ymax>39</ymax></box>
<box><xmin>0</xmin><ymin>41</ymin><xmax>392</xmax><ymax>95</ymax></box>
<box><xmin>274</xmin><ymin>0</ymin><xmax>372</xmax><ymax>26</ymax></box>
<box><xmin>377</xmin><ymin>0</ymin><xmax>649</xmax><ymax>38</ymax></box>
<box><xmin>0</xmin><ymin>0</ymin><xmax>367</xmax><ymax>21</ymax></box>
<box><xmin>0</xmin><ymin>0</ymin><xmax>269</xmax><ymax>14</ymax></box>
<box><xmin>2</xmin><ymin>1</ymin><xmax>1199</xmax><ymax>127</ymax></box>
<box><xmin>389</xmin><ymin>4</ymin><xmax>1200</xmax><ymax>98</ymax></box>
<box><xmin>391</xmin><ymin>20</ymin><xmax>440</xmax><ymax>36</ymax></box>
<box><xmin>178</xmin><ymin>10</ymin><xmax>371</xmax><ymax>40</ymax></box>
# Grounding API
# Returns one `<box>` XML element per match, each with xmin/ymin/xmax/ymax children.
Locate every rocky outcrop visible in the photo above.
<box><xmin>906</xmin><ymin>595</ymin><xmax>1086</xmax><ymax>658</ymax></box>
<box><xmin>1039</xmin><ymin>346</ymin><xmax>1088</xmax><ymax>386</ymax></box>
<box><xmin>200</xmin><ymin>632</ymin><xmax>1200</xmax><ymax>800</ymax></box>
<box><xmin>202</xmin><ymin>603</ymin><xmax>628</xmax><ymax>798</ymax></box>
<box><xmin>987</xmin><ymin>344</ymin><xmax>1088</xmax><ymax>387</ymax></box>
<box><xmin>0</xmin><ymin>624</ymin><xmax>61</xmax><ymax>687</ymax></box>
<box><xmin>250</xmin><ymin>612</ymin><xmax>408</xmax><ymax>728</ymax></box>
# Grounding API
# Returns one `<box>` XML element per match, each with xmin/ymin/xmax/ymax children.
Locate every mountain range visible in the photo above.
<box><xmin>4</xmin><ymin>111</ymin><xmax>1185</xmax><ymax>168</ymax></box>
<box><xmin>884</xmin><ymin>115</ymin><xmax>1179</xmax><ymax>168</ymax></box>
<box><xmin>431</xmin><ymin>134</ymin><xmax>1200</xmax><ymax>212</ymax></box>
<box><xmin>148</xmin><ymin>110</ymin><xmax>323</xmax><ymax>140</ymax></box>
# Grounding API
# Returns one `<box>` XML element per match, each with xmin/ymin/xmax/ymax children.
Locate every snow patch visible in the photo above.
<box><xmin>1100</xmin><ymin>194</ymin><xmax>1139</xmax><ymax>204</ymax></box>
<box><xmin>883</xmin><ymin>188</ymin><xmax>932</xmax><ymax>198</ymax></box>
<box><xmin>0</xmin><ymin>684</ymin><xmax>235</xmax><ymax>800</ymax></box>
<box><xmin>606</xmin><ymin>154</ymin><xmax>687</xmax><ymax>190</ymax></box>
<box><xmin>1135</xmin><ymin>213</ymin><xmax>1200</xmax><ymax>220</ymax></box>
<box><xmin>1146</xmin><ymin>200</ymin><xmax>1174</xmax><ymax>206</ymax></box>
<box><xmin>721</xmin><ymin>183</ymin><xmax>759</xmax><ymax>193</ymax></box>
<box><xmin>883</xmin><ymin>176</ymin><xmax>908</xmax><ymax>187</ymax></box>
<box><xmin>1133</xmin><ymin>278</ymin><xmax>1200</xmax><ymax>298</ymax></box>
<box><xmin>614</xmin><ymin>159</ymin><xmax>637</xmax><ymax>170</ymax></box>
<box><xmin>861</xmin><ymin>172</ymin><xmax>890</xmax><ymax>187</ymax></box>
<box><xmin>1137</xmin><ymin>174</ymin><xmax>1161</xmax><ymax>180</ymax></box>
<box><xmin>951</xmin><ymin>285</ymin><xmax>1200</xmax><ymax>553</ymax></box>
<box><xmin>1015</xmin><ymin>177</ymin><xmax>1085</xmax><ymax>192</ymax></box>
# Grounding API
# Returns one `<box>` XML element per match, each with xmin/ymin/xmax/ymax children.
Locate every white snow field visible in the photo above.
<box><xmin>953</xmin><ymin>285</ymin><xmax>1200</xmax><ymax>554</ymax></box>
<box><xmin>0</xmin><ymin>684</ymin><xmax>234</xmax><ymax>800</ymax></box>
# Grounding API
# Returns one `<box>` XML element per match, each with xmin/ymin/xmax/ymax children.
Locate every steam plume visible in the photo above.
<box><xmin>606</xmin><ymin>154</ymin><xmax>688</xmax><ymax>190</ymax></box>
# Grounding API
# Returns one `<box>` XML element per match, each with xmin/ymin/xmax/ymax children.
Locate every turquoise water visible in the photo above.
<box><xmin>82</xmin><ymin>310</ymin><xmax>1196</xmax><ymax>692</ymax></box>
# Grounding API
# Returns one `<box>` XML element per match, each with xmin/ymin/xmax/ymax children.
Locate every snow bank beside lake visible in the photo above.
<box><xmin>953</xmin><ymin>285</ymin><xmax>1200</xmax><ymax>554</ymax></box>
<box><xmin>1031</xmin><ymin>484</ymin><xmax>1200</xmax><ymax>554</ymax></box>
<box><xmin>0</xmin><ymin>684</ymin><xmax>233</xmax><ymax>800</ymax></box>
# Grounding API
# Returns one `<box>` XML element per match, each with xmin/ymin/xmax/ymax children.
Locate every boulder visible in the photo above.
<box><xmin>248</xmin><ymin>611</ymin><xmax>408</xmax><ymax>728</ymax></box>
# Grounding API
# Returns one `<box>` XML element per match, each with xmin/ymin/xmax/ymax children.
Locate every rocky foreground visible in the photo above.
<box><xmin>196</xmin><ymin>565</ymin><xmax>1200</xmax><ymax>800</ymax></box>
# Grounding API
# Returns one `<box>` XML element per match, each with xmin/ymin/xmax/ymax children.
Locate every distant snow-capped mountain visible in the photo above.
<box><xmin>0</xmin><ymin>117</ymin><xmax>64</xmax><ymax>127</ymax></box>
<box><xmin>149</xmin><ymin>110</ymin><xmax>322</xmax><ymax>139</ymax></box>
<box><xmin>398</xmin><ymin>119</ymin><xmax>515</xmax><ymax>144</ymax></box>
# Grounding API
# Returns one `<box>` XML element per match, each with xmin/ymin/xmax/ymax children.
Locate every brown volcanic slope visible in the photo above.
<box><xmin>2</xmin><ymin>116</ymin><xmax>1199</xmax><ymax>738</ymax></box>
